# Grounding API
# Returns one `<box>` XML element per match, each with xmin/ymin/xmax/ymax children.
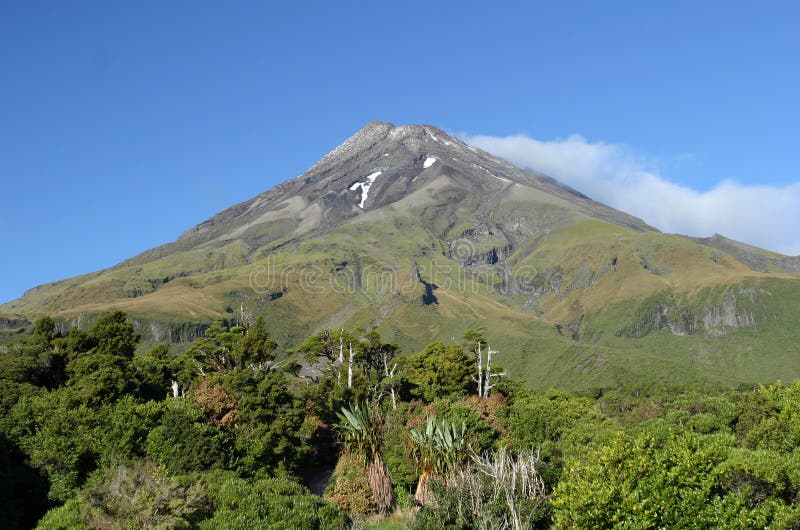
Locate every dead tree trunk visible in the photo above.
<box><xmin>347</xmin><ymin>343</ymin><xmax>354</xmax><ymax>389</ymax></box>
<box><xmin>482</xmin><ymin>346</ymin><xmax>506</xmax><ymax>398</ymax></box>
<box><xmin>474</xmin><ymin>343</ymin><xmax>484</xmax><ymax>397</ymax></box>
<box><xmin>383</xmin><ymin>357</ymin><xmax>398</xmax><ymax>410</ymax></box>
<box><xmin>336</xmin><ymin>331</ymin><xmax>344</xmax><ymax>386</ymax></box>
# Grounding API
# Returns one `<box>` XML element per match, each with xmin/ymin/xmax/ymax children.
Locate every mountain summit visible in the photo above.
<box><xmin>3</xmin><ymin>121</ymin><xmax>800</xmax><ymax>390</ymax></box>
<box><xmin>176</xmin><ymin>121</ymin><xmax>652</xmax><ymax>251</ymax></box>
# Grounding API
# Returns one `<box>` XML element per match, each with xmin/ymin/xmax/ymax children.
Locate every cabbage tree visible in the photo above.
<box><xmin>336</xmin><ymin>402</ymin><xmax>394</xmax><ymax>514</ymax></box>
<box><xmin>409</xmin><ymin>417</ymin><xmax>468</xmax><ymax>505</ymax></box>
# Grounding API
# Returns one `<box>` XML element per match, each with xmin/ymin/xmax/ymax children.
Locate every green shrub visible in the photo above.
<box><xmin>551</xmin><ymin>427</ymin><xmax>800</xmax><ymax>528</ymax></box>
<box><xmin>202</xmin><ymin>475</ymin><xmax>348</xmax><ymax>529</ymax></box>
<box><xmin>35</xmin><ymin>499</ymin><xmax>86</xmax><ymax>530</ymax></box>
<box><xmin>145</xmin><ymin>400</ymin><xmax>233</xmax><ymax>474</ymax></box>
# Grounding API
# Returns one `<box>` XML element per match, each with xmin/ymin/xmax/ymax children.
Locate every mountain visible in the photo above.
<box><xmin>3</xmin><ymin>121</ymin><xmax>800</xmax><ymax>390</ymax></box>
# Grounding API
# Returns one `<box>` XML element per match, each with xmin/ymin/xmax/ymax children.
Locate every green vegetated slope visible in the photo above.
<box><xmin>5</xmin><ymin>213</ymin><xmax>799</xmax><ymax>392</ymax></box>
<box><xmin>3</xmin><ymin>122</ymin><xmax>799</xmax><ymax>392</ymax></box>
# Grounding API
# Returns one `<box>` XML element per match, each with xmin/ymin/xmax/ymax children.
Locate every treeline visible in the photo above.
<box><xmin>1</xmin><ymin>312</ymin><xmax>799</xmax><ymax>528</ymax></box>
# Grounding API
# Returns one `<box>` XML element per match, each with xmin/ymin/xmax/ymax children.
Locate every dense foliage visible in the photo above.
<box><xmin>2</xmin><ymin>312</ymin><xmax>800</xmax><ymax>528</ymax></box>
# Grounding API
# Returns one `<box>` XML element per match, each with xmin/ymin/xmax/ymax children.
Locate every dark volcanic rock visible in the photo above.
<box><xmin>0</xmin><ymin>316</ymin><xmax>31</xmax><ymax>330</ymax></box>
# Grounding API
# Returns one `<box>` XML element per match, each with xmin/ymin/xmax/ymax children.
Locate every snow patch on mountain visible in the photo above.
<box><xmin>423</xmin><ymin>157</ymin><xmax>437</xmax><ymax>168</ymax></box>
<box><xmin>349</xmin><ymin>171</ymin><xmax>383</xmax><ymax>208</ymax></box>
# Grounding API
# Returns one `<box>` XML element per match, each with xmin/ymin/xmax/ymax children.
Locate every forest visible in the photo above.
<box><xmin>2</xmin><ymin>311</ymin><xmax>800</xmax><ymax>529</ymax></box>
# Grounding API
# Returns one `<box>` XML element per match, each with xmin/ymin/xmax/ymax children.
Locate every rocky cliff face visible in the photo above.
<box><xmin>701</xmin><ymin>291</ymin><xmax>756</xmax><ymax>336</ymax></box>
<box><xmin>0</xmin><ymin>315</ymin><xmax>31</xmax><ymax>334</ymax></box>
<box><xmin>619</xmin><ymin>287</ymin><xmax>759</xmax><ymax>339</ymax></box>
<box><xmin>50</xmin><ymin>313</ymin><xmax>214</xmax><ymax>343</ymax></box>
<box><xmin>0</xmin><ymin>316</ymin><xmax>31</xmax><ymax>330</ymax></box>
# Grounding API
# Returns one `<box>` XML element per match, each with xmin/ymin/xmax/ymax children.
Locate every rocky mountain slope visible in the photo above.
<box><xmin>3</xmin><ymin>121</ymin><xmax>800</xmax><ymax>390</ymax></box>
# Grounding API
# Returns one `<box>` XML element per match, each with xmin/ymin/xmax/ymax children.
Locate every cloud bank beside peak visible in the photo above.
<box><xmin>461</xmin><ymin>132</ymin><xmax>800</xmax><ymax>256</ymax></box>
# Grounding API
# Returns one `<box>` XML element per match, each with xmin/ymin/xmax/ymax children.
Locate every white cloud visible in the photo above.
<box><xmin>462</xmin><ymin>133</ymin><xmax>800</xmax><ymax>256</ymax></box>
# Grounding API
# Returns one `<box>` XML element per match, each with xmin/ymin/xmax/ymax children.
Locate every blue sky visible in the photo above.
<box><xmin>1</xmin><ymin>1</ymin><xmax>799</xmax><ymax>303</ymax></box>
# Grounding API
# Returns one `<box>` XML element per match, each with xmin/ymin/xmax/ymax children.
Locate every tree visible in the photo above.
<box><xmin>32</xmin><ymin>317</ymin><xmax>56</xmax><ymax>345</ymax></box>
<box><xmin>89</xmin><ymin>311</ymin><xmax>139</xmax><ymax>360</ymax></box>
<box><xmin>409</xmin><ymin>417</ymin><xmax>469</xmax><ymax>505</ymax></box>
<box><xmin>462</xmin><ymin>331</ymin><xmax>505</xmax><ymax>398</ymax></box>
<box><xmin>59</xmin><ymin>328</ymin><xmax>95</xmax><ymax>359</ymax></box>
<box><xmin>290</xmin><ymin>329</ymin><xmax>357</xmax><ymax>384</ymax></box>
<box><xmin>476</xmin><ymin>344</ymin><xmax>505</xmax><ymax>399</ymax></box>
<box><xmin>62</xmin><ymin>312</ymin><xmax>140</xmax><ymax>405</ymax></box>
<box><xmin>12</xmin><ymin>390</ymin><xmax>101</xmax><ymax>501</ymax></box>
<box><xmin>236</xmin><ymin>316</ymin><xmax>278</xmax><ymax>369</ymax></box>
<box><xmin>336</xmin><ymin>402</ymin><xmax>394</xmax><ymax>514</ymax></box>
<box><xmin>145</xmin><ymin>399</ymin><xmax>233</xmax><ymax>474</ymax></box>
<box><xmin>360</xmin><ymin>331</ymin><xmax>399</xmax><ymax>381</ymax></box>
<box><xmin>404</xmin><ymin>342</ymin><xmax>475</xmax><ymax>402</ymax></box>
<box><xmin>359</xmin><ymin>330</ymin><xmax>401</xmax><ymax>408</ymax></box>
<box><xmin>131</xmin><ymin>344</ymin><xmax>173</xmax><ymax>400</ymax></box>
<box><xmin>223</xmin><ymin>369</ymin><xmax>306</xmax><ymax>474</ymax></box>
<box><xmin>186</xmin><ymin>318</ymin><xmax>278</xmax><ymax>377</ymax></box>
<box><xmin>66</xmin><ymin>350</ymin><xmax>133</xmax><ymax>405</ymax></box>
<box><xmin>462</xmin><ymin>329</ymin><xmax>487</xmax><ymax>356</ymax></box>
